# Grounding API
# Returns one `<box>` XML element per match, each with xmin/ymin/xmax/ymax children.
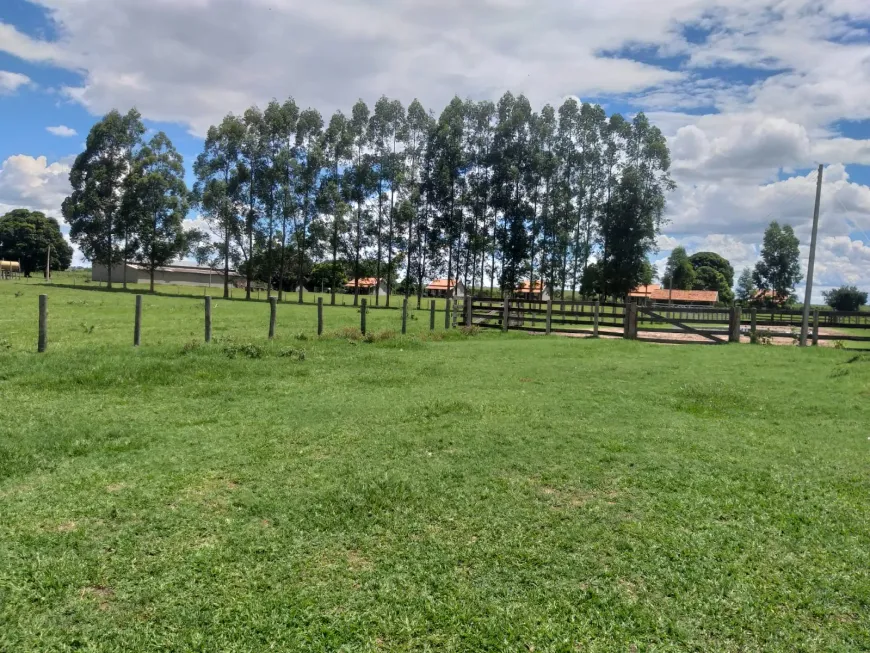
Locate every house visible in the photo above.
<box><xmin>629</xmin><ymin>285</ymin><xmax>719</xmax><ymax>305</ymax></box>
<box><xmin>92</xmin><ymin>262</ymin><xmax>242</xmax><ymax>287</ymax></box>
<box><xmin>344</xmin><ymin>277</ymin><xmax>388</xmax><ymax>296</ymax></box>
<box><xmin>514</xmin><ymin>281</ymin><xmax>550</xmax><ymax>301</ymax></box>
<box><xmin>752</xmin><ymin>289</ymin><xmax>790</xmax><ymax>306</ymax></box>
<box><xmin>426</xmin><ymin>278</ymin><xmax>466</xmax><ymax>298</ymax></box>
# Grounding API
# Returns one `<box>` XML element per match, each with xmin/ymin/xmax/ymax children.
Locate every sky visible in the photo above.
<box><xmin>1</xmin><ymin>0</ymin><xmax>869</xmax><ymax>301</ymax></box>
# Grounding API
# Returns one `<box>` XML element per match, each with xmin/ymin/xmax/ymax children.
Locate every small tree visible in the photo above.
<box><xmin>689</xmin><ymin>251</ymin><xmax>734</xmax><ymax>288</ymax></box>
<box><xmin>662</xmin><ymin>246</ymin><xmax>695</xmax><ymax>290</ymax></box>
<box><xmin>0</xmin><ymin>209</ymin><xmax>73</xmax><ymax>276</ymax></box>
<box><xmin>753</xmin><ymin>221</ymin><xmax>801</xmax><ymax>302</ymax></box>
<box><xmin>735</xmin><ymin>267</ymin><xmax>756</xmax><ymax>304</ymax></box>
<box><xmin>693</xmin><ymin>265</ymin><xmax>733</xmax><ymax>304</ymax></box>
<box><xmin>823</xmin><ymin>286</ymin><xmax>868</xmax><ymax>312</ymax></box>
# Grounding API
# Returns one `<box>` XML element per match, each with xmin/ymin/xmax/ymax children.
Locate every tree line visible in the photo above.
<box><xmin>61</xmin><ymin>94</ymin><xmax>674</xmax><ymax>304</ymax></box>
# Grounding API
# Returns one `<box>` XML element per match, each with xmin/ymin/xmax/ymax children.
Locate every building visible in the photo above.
<box><xmin>752</xmin><ymin>289</ymin><xmax>790</xmax><ymax>306</ymax></box>
<box><xmin>426</xmin><ymin>278</ymin><xmax>466</xmax><ymax>298</ymax></box>
<box><xmin>344</xmin><ymin>277</ymin><xmax>388</xmax><ymax>296</ymax></box>
<box><xmin>0</xmin><ymin>260</ymin><xmax>21</xmax><ymax>279</ymax></box>
<box><xmin>514</xmin><ymin>281</ymin><xmax>550</xmax><ymax>301</ymax></box>
<box><xmin>92</xmin><ymin>262</ymin><xmax>242</xmax><ymax>287</ymax></box>
<box><xmin>629</xmin><ymin>284</ymin><xmax>719</xmax><ymax>305</ymax></box>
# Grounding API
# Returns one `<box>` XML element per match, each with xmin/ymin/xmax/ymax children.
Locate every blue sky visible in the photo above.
<box><xmin>1</xmin><ymin>0</ymin><xmax>870</xmax><ymax>299</ymax></box>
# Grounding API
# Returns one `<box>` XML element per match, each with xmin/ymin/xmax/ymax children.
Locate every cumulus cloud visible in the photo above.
<box><xmin>0</xmin><ymin>155</ymin><xmax>72</xmax><ymax>220</ymax></box>
<box><xmin>0</xmin><ymin>70</ymin><xmax>32</xmax><ymax>94</ymax></box>
<box><xmin>46</xmin><ymin>125</ymin><xmax>77</xmax><ymax>137</ymax></box>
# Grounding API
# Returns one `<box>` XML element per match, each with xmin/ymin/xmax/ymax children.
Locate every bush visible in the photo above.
<box><xmin>278</xmin><ymin>347</ymin><xmax>306</xmax><ymax>361</ymax></box>
<box><xmin>222</xmin><ymin>341</ymin><xmax>264</xmax><ymax>359</ymax></box>
<box><xmin>363</xmin><ymin>329</ymin><xmax>397</xmax><ymax>343</ymax></box>
<box><xmin>181</xmin><ymin>340</ymin><xmax>201</xmax><ymax>354</ymax></box>
<box><xmin>823</xmin><ymin>286</ymin><xmax>867</xmax><ymax>312</ymax></box>
<box><xmin>749</xmin><ymin>329</ymin><xmax>773</xmax><ymax>346</ymax></box>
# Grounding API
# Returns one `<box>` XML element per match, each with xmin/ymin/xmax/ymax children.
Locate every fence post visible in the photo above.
<box><xmin>204</xmin><ymin>296</ymin><xmax>212</xmax><ymax>343</ymax></box>
<box><xmin>464</xmin><ymin>295</ymin><xmax>472</xmax><ymax>328</ymax></box>
<box><xmin>593</xmin><ymin>300</ymin><xmax>600</xmax><ymax>337</ymax></box>
<box><xmin>134</xmin><ymin>295</ymin><xmax>142</xmax><ymax>347</ymax></box>
<box><xmin>452</xmin><ymin>297</ymin><xmax>458</xmax><ymax>329</ymax></box>
<box><xmin>750</xmin><ymin>308</ymin><xmax>757</xmax><ymax>337</ymax></box>
<box><xmin>812</xmin><ymin>309</ymin><xmax>819</xmax><ymax>346</ymax></box>
<box><xmin>317</xmin><ymin>297</ymin><xmax>323</xmax><ymax>336</ymax></box>
<box><xmin>623</xmin><ymin>302</ymin><xmax>630</xmax><ymax>339</ymax></box>
<box><xmin>729</xmin><ymin>306</ymin><xmax>741</xmax><ymax>343</ymax></box>
<box><xmin>502</xmin><ymin>297</ymin><xmax>510</xmax><ymax>333</ymax></box>
<box><xmin>401</xmin><ymin>297</ymin><xmax>408</xmax><ymax>334</ymax></box>
<box><xmin>429</xmin><ymin>300</ymin><xmax>435</xmax><ymax>331</ymax></box>
<box><xmin>38</xmin><ymin>294</ymin><xmax>47</xmax><ymax>353</ymax></box>
<box><xmin>545</xmin><ymin>298</ymin><xmax>552</xmax><ymax>335</ymax></box>
<box><xmin>268</xmin><ymin>296</ymin><xmax>277</xmax><ymax>340</ymax></box>
<box><xmin>444</xmin><ymin>297</ymin><xmax>451</xmax><ymax>329</ymax></box>
<box><xmin>360</xmin><ymin>298</ymin><xmax>367</xmax><ymax>335</ymax></box>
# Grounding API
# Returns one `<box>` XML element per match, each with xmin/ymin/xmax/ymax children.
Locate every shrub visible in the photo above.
<box><xmin>222</xmin><ymin>342</ymin><xmax>264</xmax><ymax>359</ymax></box>
<box><xmin>749</xmin><ymin>329</ymin><xmax>773</xmax><ymax>346</ymax></box>
<box><xmin>332</xmin><ymin>327</ymin><xmax>362</xmax><ymax>341</ymax></box>
<box><xmin>279</xmin><ymin>347</ymin><xmax>306</xmax><ymax>361</ymax></box>
<box><xmin>460</xmin><ymin>325</ymin><xmax>481</xmax><ymax>336</ymax></box>
<box><xmin>181</xmin><ymin>340</ymin><xmax>201</xmax><ymax>354</ymax></box>
<box><xmin>823</xmin><ymin>286</ymin><xmax>868</xmax><ymax>312</ymax></box>
<box><xmin>363</xmin><ymin>329</ymin><xmax>397</xmax><ymax>343</ymax></box>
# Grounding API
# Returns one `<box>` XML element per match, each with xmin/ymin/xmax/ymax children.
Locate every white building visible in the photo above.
<box><xmin>92</xmin><ymin>263</ymin><xmax>242</xmax><ymax>287</ymax></box>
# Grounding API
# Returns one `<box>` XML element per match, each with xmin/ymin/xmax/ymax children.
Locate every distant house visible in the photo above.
<box><xmin>629</xmin><ymin>284</ymin><xmax>719</xmax><ymax>305</ymax></box>
<box><xmin>426</xmin><ymin>278</ymin><xmax>466</xmax><ymax>298</ymax></box>
<box><xmin>344</xmin><ymin>277</ymin><xmax>388</xmax><ymax>296</ymax></box>
<box><xmin>92</xmin><ymin>262</ymin><xmax>241</xmax><ymax>287</ymax></box>
<box><xmin>752</xmin><ymin>289</ymin><xmax>790</xmax><ymax>306</ymax></box>
<box><xmin>514</xmin><ymin>281</ymin><xmax>550</xmax><ymax>301</ymax></box>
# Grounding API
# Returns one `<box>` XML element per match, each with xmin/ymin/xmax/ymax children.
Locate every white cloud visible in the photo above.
<box><xmin>46</xmin><ymin>125</ymin><xmax>77</xmax><ymax>137</ymax></box>
<box><xmin>0</xmin><ymin>154</ymin><xmax>72</xmax><ymax>221</ymax></box>
<box><xmin>0</xmin><ymin>70</ymin><xmax>32</xmax><ymax>94</ymax></box>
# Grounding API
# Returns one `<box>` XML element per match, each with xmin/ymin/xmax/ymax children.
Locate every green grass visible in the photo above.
<box><xmin>1</xmin><ymin>279</ymin><xmax>870</xmax><ymax>651</ymax></box>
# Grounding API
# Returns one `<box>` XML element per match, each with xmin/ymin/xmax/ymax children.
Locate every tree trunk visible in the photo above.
<box><xmin>375</xmin><ymin>178</ymin><xmax>383</xmax><ymax>306</ymax></box>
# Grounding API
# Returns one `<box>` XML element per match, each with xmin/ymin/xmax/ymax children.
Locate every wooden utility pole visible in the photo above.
<box><xmin>800</xmin><ymin>164</ymin><xmax>824</xmax><ymax>346</ymax></box>
<box><xmin>45</xmin><ymin>244</ymin><xmax>51</xmax><ymax>280</ymax></box>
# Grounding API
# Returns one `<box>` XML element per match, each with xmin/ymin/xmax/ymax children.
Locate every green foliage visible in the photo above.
<box><xmin>693</xmin><ymin>265</ymin><xmax>734</xmax><ymax>304</ymax></box>
<box><xmin>62</xmin><ymin>109</ymin><xmax>146</xmax><ymax>282</ymax></box>
<box><xmin>689</xmin><ymin>251</ymin><xmax>734</xmax><ymax>287</ymax></box>
<box><xmin>0</xmin><ymin>209</ymin><xmax>73</xmax><ymax>276</ymax></box>
<box><xmin>662</xmin><ymin>246</ymin><xmax>695</xmax><ymax>290</ymax></box>
<box><xmin>736</xmin><ymin>267</ymin><xmax>757</xmax><ymax>304</ymax></box>
<box><xmin>823</xmin><ymin>285</ymin><xmax>868</xmax><ymax>312</ymax></box>
<box><xmin>753</xmin><ymin>221</ymin><xmax>802</xmax><ymax>301</ymax></box>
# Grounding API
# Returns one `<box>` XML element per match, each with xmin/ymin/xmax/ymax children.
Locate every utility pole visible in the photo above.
<box><xmin>800</xmin><ymin>164</ymin><xmax>824</xmax><ymax>347</ymax></box>
<box><xmin>45</xmin><ymin>244</ymin><xmax>51</xmax><ymax>281</ymax></box>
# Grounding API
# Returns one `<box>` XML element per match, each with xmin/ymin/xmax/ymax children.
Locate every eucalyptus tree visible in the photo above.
<box><xmin>404</xmin><ymin>99</ymin><xmax>433</xmax><ymax>302</ymax></box>
<box><xmin>348</xmin><ymin>99</ymin><xmax>376</xmax><ymax>305</ymax></box>
<box><xmin>121</xmin><ymin>132</ymin><xmax>189</xmax><ymax>292</ymax></box>
<box><xmin>428</xmin><ymin>96</ymin><xmax>466</xmax><ymax>293</ymax></box>
<box><xmin>238</xmin><ymin>106</ymin><xmax>268</xmax><ymax>299</ymax></box>
<box><xmin>259</xmin><ymin>100</ymin><xmax>288</xmax><ymax>297</ymax></box>
<box><xmin>294</xmin><ymin>108</ymin><xmax>324</xmax><ymax>303</ymax></box>
<box><xmin>193</xmin><ymin>114</ymin><xmax>245</xmax><ymax>298</ymax></box>
<box><xmin>384</xmin><ymin>99</ymin><xmax>407</xmax><ymax>305</ymax></box>
<box><xmin>536</xmin><ymin>104</ymin><xmax>559</xmax><ymax>294</ymax></box>
<box><xmin>62</xmin><ymin>108</ymin><xmax>145</xmax><ymax>288</ymax></box>
<box><xmin>320</xmin><ymin>110</ymin><xmax>353</xmax><ymax>304</ymax></box>
<box><xmin>574</xmin><ymin>103</ymin><xmax>607</xmax><ymax>297</ymax></box>
<box><xmin>274</xmin><ymin>99</ymin><xmax>300</xmax><ymax>301</ymax></box>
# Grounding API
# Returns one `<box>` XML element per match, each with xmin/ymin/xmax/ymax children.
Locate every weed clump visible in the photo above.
<box><xmin>279</xmin><ymin>347</ymin><xmax>306</xmax><ymax>361</ymax></box>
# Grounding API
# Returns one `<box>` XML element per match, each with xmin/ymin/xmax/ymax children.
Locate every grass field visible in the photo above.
<box><xmin>2</xmin><ymin>278</ymin><xmax>870</xmax><ymax>651</ymax></box>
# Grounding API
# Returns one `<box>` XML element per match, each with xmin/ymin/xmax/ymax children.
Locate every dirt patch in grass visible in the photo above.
<box><xmin>80</xmin><ymin>585</ymin><xmax>114</xmax><ymax>610</ymax></box>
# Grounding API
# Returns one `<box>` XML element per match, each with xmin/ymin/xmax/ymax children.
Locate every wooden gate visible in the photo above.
<box><xmin>634</xmin><ymin>305</ymin><xmax>736</xmax><ymax>344</ymax></box>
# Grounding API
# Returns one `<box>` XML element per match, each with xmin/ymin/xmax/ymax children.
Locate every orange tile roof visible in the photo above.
<box><xmin>628</xmin><ymin>284</ymin><xmax>661</xmax><ymax>297</ymax></box>
<box><xmin>516</xmin><ymin>281</ymin><xmax>544</xmax><ymax>293</ymax></box>
<box><xmin>426</xmin><ymin>278</ymin><xmax>459</xmax><ymax>290</ymax></box>
<box><xmin>344</xmin><ymin>277</ymin><xmax>380</xmax><ymax>288</ymax></box>
<box><xmin>649</xmin><ymin>288</ymin><xmax>719</xmax><ymax>303</ymax></box>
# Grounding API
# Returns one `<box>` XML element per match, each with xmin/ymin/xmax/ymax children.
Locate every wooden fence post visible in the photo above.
<box><xmin>360</xmin><ymin>298</ymin><xmax>367</xmax><ymax>335</ymax></box>
<box><xmin>204</xmin><ymin>296</ymin><xmax>212</xmax><ymax>343</ymax></box>
<box><xmin>452</xmin><ymin>297</ymin><xmax>458</xmax><ymax>328</ymax></box>
<box><xmin>750</xmin><ymin>308</ymin><xmax>757</xmax><ymax>336</ymax></box>
<box><xmin>134</xmin><ymin>295</ymin><xmax>142</xmax><ymax>347</ymax></box>
<box><xmin>502</xmin><ymin>297</ymin><xmax>510</xmax><ymax>333</ymax></box>
<box><xmin>317</xmin><ymin>297</ymin><xmax>323</xmax><ymax>336</ymax></box>
<box><xmin>464</xmin><ymin>295</ymin><xmax>472</xmax><ymax>328</ymax></box>
<box><xmin>623</xmin><ymin>302</ymin><xmax>630</xmax><ymax>339</ymax></box>
<box><xmin>401</xmin><ymin>297</ymin><xmax>408</xmax><ymax>334</ymax></box>
<box><xmin>545</xmin><ymin>298</ymin><xmax>552</xmax><ymax>335</ymax></box>
<box><xmin>38</xmin><ymin>294</ymin><xmax>47</xmax><ymax>353</ymax></box>
<box><xmin>268</xmin><ymin>296</ymin><xmax>277</xmax><ymax>340</ymax></box>
<box><xmin>444</xmin><ymin>297</ymin><xmax>451</xmax><ymax>329</ymax></box>
<box><xmin>593</xmin><ymin>300</ymin><xmax>600</xmax><ymax>337</ymax></box>
<box><xmin>812</xmin><ymin>309</ymin><xmax>819</xmax><ymax>346</ymax></box>
<box><xmin>429</xmin><ymin>300</ymin><xmax>435</xmax><ymax>331</ymax></box>
<box><xmin>729</xmin><ymin>306</ymin><xmax>741</xmax><ymax>343</ymax></box>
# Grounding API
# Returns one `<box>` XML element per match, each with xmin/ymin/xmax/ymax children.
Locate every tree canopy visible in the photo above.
<box><xmin>0</xmin><ymin>209</ymin><xmax>73</xmax><ymax>276</ymax></box>
<box><xmin>753</xmin><ymin>221</ymin><xmax>802</xmax><ymax>303</ymax></box>
<box><xmin>823</xmin><ymin>285</ymin><xmax>867</xmax><ymax>312</ymax></box>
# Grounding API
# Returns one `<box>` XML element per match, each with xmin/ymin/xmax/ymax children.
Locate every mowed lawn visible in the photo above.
<box><xmin>1</xmin><ymin>282</ymin><xmax>869</xmax><ymax>651</ymax></box>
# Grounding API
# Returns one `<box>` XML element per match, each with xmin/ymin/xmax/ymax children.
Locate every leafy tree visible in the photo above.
<box><xmin>238</xmin><ymin>106</ymin><xmax>267</xmax><ymax>300</ymax></box>
<box><xmin>753</xmin><ymin>221</ymin><xmax>802</xmax><ymax>302</ymax></box>
<box><xmin>693</xmin><ymin>265</ymin><xmax>733</xmax><ymax>304</ymax></box>
<box><xmin>62</xmin><ymin>108</ymin><xmax>145</xmax><ymax>288</ymax></box>
<box><xmin>0</xmin><ymin>209</ymin><xmax>73</xmax><ymax>276</ymax></box>
<box><xmin>347</xmin><ymin>100</ymin><xmax>376</xmax><ymax>305</ymax></box>
<box><xmin>193</xmin><ymin>114</ymin><xmax>245</xmax><ymax>298</ymax></box>
<box><xmin>121</xmin><ymin>132</ymin><xmax>189</xmax><ymax>292</ymax></box>
<box><xmin>689</xmin><ymin>251</ymin><xmax>734</xmax><ymax>288</ymax></box>
<box><xmin>662</xmin><ymin>246</ymin><xmax>695</xmax><ymax>290</ymax></box>
<box><xmin>294</xmin><ymin>109</ymin><xmax>324</xmax><ymax>301</ymax></box>
<box><xmin>823</xmin><ymin>285</ymin><xmax>868</xmax><ymax>312</ymax></box>
<box><xmin>735</xmin><ymin>267</ymin><xmax>757</xmax><ymax>304</ymax></box>
<box><xmin>309</xmin><ymin>260</ymin><xmax>347</xmax><ymax>292</ymax></box>
<box><xmin>319</xmin><ymin>110</ymin><xmax>353</xmax><ymax>305</ymax></box>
